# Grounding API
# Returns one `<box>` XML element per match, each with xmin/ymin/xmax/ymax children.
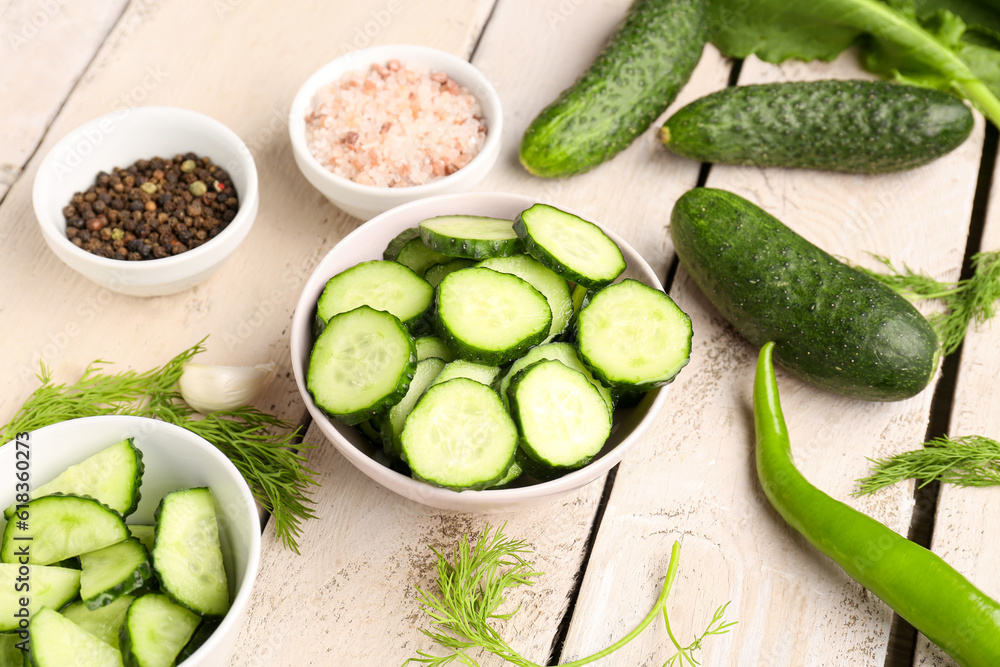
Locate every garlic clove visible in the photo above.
<box><xmin>178</xmin><ymin>362</ymin><xmax>275</xmax><ymax>413</ymax></box>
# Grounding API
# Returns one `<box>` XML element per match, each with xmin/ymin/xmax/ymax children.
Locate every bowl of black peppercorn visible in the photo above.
<box><xmin>32</xmin><ymin>106</ymin><xmax>259</xmax><ymax>297</ymax></box>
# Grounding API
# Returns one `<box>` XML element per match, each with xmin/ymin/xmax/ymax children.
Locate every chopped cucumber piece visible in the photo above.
<box><xmin>427</xmin><ymin>359</ymin><xmax>501</xmax><ymax>388</ymax></box>
<box><xmin>414</xmin><ymin>335</ymin><xmax>455</xmax><ymax>362</ymax></box>
<box><xmin>419</xmin><ymin>215</ymin><xmax>523</xmax><ymax>259</ymax></box>
<box><xmin>307</xmin><ymin>305</ymin><xmax>416</xmax><ymax>425</ymax></box>
<box><xmin>378</xmin><ymin>357</ymin><xmax>446</xmax><ymax>459</ymax></box>
<box><xmin>577</xmin><ymin>279</ymin><xmax>692</xmax><ymax>391</ymax></box>
<box><xmin>497</xmin><ymin>342</ymin><xmax>612</xmax><ymax>415</ymax></box>
<box><xmin>478</xmin><ymin>254</ymin><xmax>572</xmax><ymax>340</ymax></box>
<box><xmin>435</xmin><ymin>267</ymin><xmax>551</xmax><ymax>365</ymax></box>
<box><xmin>0</xmin><ymin>563</ymin><xmax>80</xmax><ymax>632</ymax></box>
<box><xmin>61</xmin><ymin>596</ymin><xmax>135</xmax><ymax>649</ymax></box>
<box><xmin>514</xmin><ymin>204</ymin><xmax>626</xmax><ymax>288</ymax></box>
<box><xmin>315</xmin><ymin>260</ymin><xmax>433</xmax><ymax>332</ymax></box>
<box><xmin>4</xmin><ymin>438</ymin><xmax>143</xmax><ymax>520</ymax></box>
<box><xmin>80</xmin><ymin>538</ymin><xmax>152</xmax><ymax>611</ymax></box>
<box><xmin>508</xmin><ymin>359</ymin><xmax>612</xmax><ymax>471</ymax></box>
<box><xmin>119</xmin><ymin>593</ymin><xmax>200</xmax><ymax>667</ymax></box>
<box><xmin>151</xmin><ymin>488</ymin><xmax>229</xmax><ymax>617</ymax></box>
<box><xmin>401</xmin><ymin>378</ymin><xmax>518</xmax><ymax>490</ymax></box>
<box><xmin>1</xmin><ymin>496</ymin><xmax>129</xmax><ymax>565</ymax></box>
<box><xmin>28</xmin><ymin>607</ymin><xmax>124</xmax><ymax>667</ymax></box>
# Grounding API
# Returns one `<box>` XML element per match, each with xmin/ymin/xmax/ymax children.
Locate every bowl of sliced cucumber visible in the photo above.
<box><xmin>0</xmin><ymin>415</ymin><xmax>261</xmax><ymax>666</ymax></box>
<box><xmin>290</xmin><ymin>192</ymin><xmax>692</xmax><ymax>511</ymax></box>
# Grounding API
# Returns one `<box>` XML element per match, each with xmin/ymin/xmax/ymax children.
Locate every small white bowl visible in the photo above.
<box><xmin>288</xmin><ymin>44</ymin><xmax>503</xmax><ymax>220</ymax></box>
<box><xmin>32</xmin><ymin>107</ymin><xmax>259</xmax><ymax>297</ymax></box>
<box><xmin>290</xmin><ymin>192</ymin><xmax>671</xmax><ymax>512</ymax></box>
<box><xmin>0</xmin><ymin>415</ymin><xmax>261</xmax><ymax>665</ymax></box>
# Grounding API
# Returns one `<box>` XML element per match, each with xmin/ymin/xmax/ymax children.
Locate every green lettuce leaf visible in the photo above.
<box><xmin>707</xmin><ymin>0</ymin><xmax>1000</xmax><ymax>126</ymax></box>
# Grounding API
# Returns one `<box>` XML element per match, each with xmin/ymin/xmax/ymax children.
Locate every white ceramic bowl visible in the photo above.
<box><xmin>0</xmin><ymin>415</ymin><xmax>261</xmax><ymax>665</ymax></box>
<box><xmin>290</xmin><ymin>192</ymin><xmax>671</xmax><ymax>512</ymax></box>
<box><xmin>288</xmin><ymin>44</ymin><xmax>503</xmax><ymax>220</ymax></box>
<box><xmin>32</xmin><ymin>106</ymin><xmax>259</xmax><ymax>297</ymax></box>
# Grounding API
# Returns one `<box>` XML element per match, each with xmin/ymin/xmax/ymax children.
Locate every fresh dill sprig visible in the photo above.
<box><xmin>662</xmin><ymin>601</ymin><xmax>737</xmax><ymax>667</ymax></box>
<box><xmin>1</xmin><ymin>339</ymin><xmax>318</xmax><ymax>553</ymax></box>
<box><xmin>855</xmin><ymin>435</ymin><xmax>1000</xmax><ymax>496</ymax></box>
<box><xmin>856</xmin><ymin>250</ymin><xmax>1000</xmax><ymax>356</ymax></box>
<box><xmin>405</xmin><ymin>523</ymin><xmax>735</xmax><ymax>667</ymax></box>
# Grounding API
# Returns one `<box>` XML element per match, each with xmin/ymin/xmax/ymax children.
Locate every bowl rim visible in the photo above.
<box><xmin>0</xmin><ymin>414</ymin><xmax>262</xmax><ymax>663</ymax></box>
<box><xmin>287</xmin><ymin>43</ymin><xmax>503</xmax><ymax>198</ymax></box>
<box><xmin>290</xmin><ymin>191</ymin><xmax>671</xmax><ymax>509</ymax></box>
<box><xmin>31</xmin><ymin>105</ymin><xmax>260</xmax><ymax>275</ymax></box>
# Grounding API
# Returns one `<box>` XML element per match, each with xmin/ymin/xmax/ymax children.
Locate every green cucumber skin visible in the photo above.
<box><xmin>661</xmin><ymin>80</ymin><xmax>973</xmax><ymax>173</ymax></box>
<box><xmin>670</xmin><ymin>188</ymin><xmax>938</xmax><ymax>401</ymax></box>
<box><xmin>519</xmin><ymin>0</ymin><xmax>707</xmax><ymax>178</ymax></box>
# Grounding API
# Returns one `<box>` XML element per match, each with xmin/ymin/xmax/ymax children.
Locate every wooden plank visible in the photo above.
<box><xmin>559</xmin><ymin>54</ymin><xmax>986</xmax><ymax>666</ymax></box>
<box><xmin>0</xmin><ymin>0</ymin><xmax>128</xmax><ymax>202</ymax></box>
<box><xmin>229</xmin><ymin>0</ymin><xmax>732</xmax><ymax>663</ymax></box>
<box><xmin>913</xmin><ymin>156</ymin><xmax>1000</xmax><ymax>667</ymax></box>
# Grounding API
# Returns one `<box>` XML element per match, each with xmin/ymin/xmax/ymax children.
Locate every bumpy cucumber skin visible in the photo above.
<box><xmin>670</xmin><ymin>188</ymin><xmax>938</xmax><ymax>401</ymax></box>
<box><xmin>661</xmin><ymin>80</ymin><xmax>973</xmax><ymax>173</ymax></box>
<box><xmin>519</xmin><ymin>0</ymin><xmax>707</xmax><ymax>177</ymax></box>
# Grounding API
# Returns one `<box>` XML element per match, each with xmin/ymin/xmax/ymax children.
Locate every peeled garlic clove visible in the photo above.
<box><xmin>178</xmin><ymin>362</ymin><xmax>275</xmax><ymax>413</ymax></box>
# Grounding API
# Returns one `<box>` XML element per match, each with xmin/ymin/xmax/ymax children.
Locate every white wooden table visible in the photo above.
<box><xmin>3</xmin><ymin>1</ymin><xmax>998</xmax><ymax>665</ymax></box>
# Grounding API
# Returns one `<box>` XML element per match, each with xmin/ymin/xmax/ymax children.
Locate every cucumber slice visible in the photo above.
<box><xmin>382</xmin><ymin>227</ymin><xmax>421</xmax><ymax>260</ymax></box>
<box><xmin>0</xmin><ymin>563</ymin><xmax>80</xmax><ymax>632</ymax></box>
<box><xmin>119</xmin><ymin>594</ymin><xmax>200</xmax><ymax>667</ymax></box>
<box><xmin>577</xmin><ymin>279</ymin><xmax>692</xmax><ymax>391</ymax></box>
<box><xmin>400</xmin><ymin>378</ymin><xmax>518</xmax><ymax>490</ymax></box>
<box><xmin>507</xmin><ymin>359</ymin><xmax>612</xmax><ymax>471</ymax></box>
<box><xmin>434</xmin><ymin>267</ymin><xmax>551</xmax><ymax>366</ymax></box>
<box><xmin>1</xmin><ymin>496</ymin><xmax>129</xmax><ymax>565</ymax></box>
<box><xmin>80</xmin><ymin>538</ymin><xmax>152</xmax><ymax>610</ymax></box>
<box><xmin>28</xmin><ymin>607</ymin><xmax>124</xmax><ymax>667</ymax></box>
<box><xmin>126</xmin><ymin>525</ymin><xmax>155</xmax><ymax>554</ymax></box>
<box><xmin>393</xmin><ymin>235</ymin><xmax>452</xmax><ymax>276</ymax></box>
<box><xmin>478</xmin><ymin>254</ymin><xmax>572</xmax><ymax>340</ymax></box>
<box><xmin>315</xmin><ymin>260</ymin><xmax>433</xmax><ymax>332</ymax></box>
<box><xmin>424</xmin><ymin>258</ymin><xmax>476</xmax><ymax>287</ymax></box>
<box><xmin>378</xmin><ymin>357</ymin><xmax>446</xmax><ymax>459</ymax></box>
<box><xmin>414</xmin><ymin>336</ymin><xmax>456</xmax><ymax>362</ymax></box>
<box><xmin>4</xmin><ymin>439</ymin><xmax>143</xmax><ymax>520</ymax></box>
<box><xmin>427</xmin><ymin>359</ymin><xmax>502</xmax><ymax>388</ymax></box>
<box><xmin>419</xmin><ymin>215</ymin><xmax>523</xmax><ymax>259</ymax></box>
<box><xmin>175</xmin><ymin>618</ymin><xmax>219</xmax><ymax>663</ymax></box>
<box><xmin>496</xmin><ymin>342</ymin><xmax>613</xmax><ymax>415</ymax></box>
<box><xmin>151</xmin><ymin>488</ymin><xmax>229</xmax><ymax>617</ymax></box>
<box><xmin>513</xmin><ymin>204</ymin><xmax>626</xmax><ymax>288</ymax></box>
<box><xmin>307</xmin><ymin>305</ymin><xmax>417</xmax><ymax>425</ymax></box>
<box><xmin>61</xmin><ymin>596</ymin><xmax>135</xmax><ymax>649</ymax></box>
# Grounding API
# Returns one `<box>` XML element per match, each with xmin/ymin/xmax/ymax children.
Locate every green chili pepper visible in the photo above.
<box><xmin>753</xmin><ymin>341</ymin><xmax>1000</xmax><ymax>666</ymax></box>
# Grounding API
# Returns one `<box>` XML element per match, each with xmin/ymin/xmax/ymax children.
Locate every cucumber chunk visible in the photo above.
<box><xmin>28</xmin><ymin>607</ymin><xmax>124</xmax><ymax>667</ymax></box>
<box><xmin>315</xmin><ymin>260</ymin><xmax>433</xmax><ymax>332</ymax></box>
<box><xmin>478</xmin><ymin>254</ymin><xmax>573</xmax><ymax>340</ymax></box>
<box><xmin>507</xmin><ymin>359</ymin><xmax>612</xmax><ymax>471</ymax></box>
<box><xmin>577</xmin><ymin>279</ymin><xmax>692</xmax><ymax>391</ymax></box>
<box><xmin>80</xmin><ymin>538</ymin><xmax>153</xmax><ymax>611</ymax></box>
<box><xmin>4</xmin><ymin>438</ymin><xmax>143</xmax><ymax>520</ymax></box>
<box><xmin>513</xmin><ymin>204</ymin><xmax>626</xmax><ymax>289</ymax></box>
<box><xmin>151</xmin><ymin>488</ymin><xmax>229</xmax><ymax>617</ymax></box>
<box><xmin>401</xmin><ymin>378</ymin><xmax>518</xmax><ymax>490</ymax></box>
<box><xmin>61</xmin><ymin>596</ymin><xmax>135</xmax><ymax>649</ymax></box>
<box><xmin>119</xmin><ymin>593</ymin><xmax>200</xmax><ymax>667</ymax></box>
<box><xmin>1</xmin><ymin>495</ymin><xmax>129</xmax><ymax>565</ymax></box>
<box><xmin>378</xmin><ymin>357</ymin><xmax>446</xmax><ymax>459</ymax></box>
<box><xmin>419</xmin><ymin>215</ymin><xmax>523</xmax><ymax>259</ymax></box>
<box><xmin>0</xmin><ymin>563</ymin><xmax>80</xmax><ymax>632</ymax></box>
<box><xmin>434</xmin><ymin>267</ymin><xmax>551</xmax><ymax>366</ymax></box>
<box><xmin>307</xmin><ymin>305</ymin><xmax>417</xmax><ymax>425</ymax></box>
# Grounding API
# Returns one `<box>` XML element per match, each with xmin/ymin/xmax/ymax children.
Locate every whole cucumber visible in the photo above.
<box><xmin>660</xmin><ymin>80</ymin><xmax>973</xmax><ymax>173</ymax></box>
<box><xmin>519</xmin><ymin>0</ymin><xmax>707</xmax><ymax>178</ymax></box>
<box><xmin>670</xmin><ymin>188</ymin><xmax>938</xmax><ymax>401</ymax></box>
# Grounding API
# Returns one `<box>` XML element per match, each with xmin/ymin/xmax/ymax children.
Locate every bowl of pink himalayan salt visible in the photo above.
<box><xmin>289</xmin><ymin>44</ymin><xmax>503</xmax><ymax>220</ymax></box>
